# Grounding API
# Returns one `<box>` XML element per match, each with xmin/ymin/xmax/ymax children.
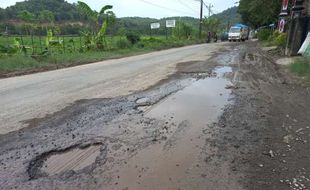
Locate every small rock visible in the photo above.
<box><xmin>259</xmin><ymin>164</ymin><xmax>264</xmax><ymax>168</ymax></box>
<box><xmin>269</xmin><ymin>150</ymin><xmax>275</xmax><ymax>158</ymax></box>
<box><xmin>283</xmin><ymin>135</ymin><xmax>293</xmax><ymax>144</ymax></box>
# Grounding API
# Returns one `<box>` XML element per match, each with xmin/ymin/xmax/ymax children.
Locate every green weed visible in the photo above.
<box><xmin>289</xmin><ymin>57</ymin><xmax>310</xmax><ymax>80</ymax></box>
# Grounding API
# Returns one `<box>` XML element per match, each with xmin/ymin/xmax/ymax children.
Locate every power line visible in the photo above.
<box><xmin>177</xmin><ymin>0</ymin><xmax>198</xmax><ymax>14</ymax></box>
<box><xmin>138</xmin><ymin>0</ymin><xmax>197</xmax><ymax>16</ymax></box>
<box><xmin>203</xmin><ymin>2</ymin><xmax>214</xmax><ymax>17</ymax></box>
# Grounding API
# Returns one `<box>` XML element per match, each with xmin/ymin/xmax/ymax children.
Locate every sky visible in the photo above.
<box><xmin>0</xmin><ymin>0</ymin><xmax>237</xmax><ymax>19</ymax></box>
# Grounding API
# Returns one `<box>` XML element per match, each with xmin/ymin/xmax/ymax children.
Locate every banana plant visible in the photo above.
<box><xmin>0</xmin><ymin>38</ymin><xmax>29</xmax><ymax>56</ymax></box>
<box><xmin>78</xmin><ymin>1</ymin><xmax>115</xmax><ymax>50</ymax></box>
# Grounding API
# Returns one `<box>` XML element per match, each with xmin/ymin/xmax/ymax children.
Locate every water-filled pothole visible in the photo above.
<box><xmin>106</xmin><ymin>66</ymin><xmax>233</xmax><ymax>189</ymax></box>
<box><xmin>28</xmin><ymin>143</ymin><xmax>105</xmax><ymax>179</ymax></box>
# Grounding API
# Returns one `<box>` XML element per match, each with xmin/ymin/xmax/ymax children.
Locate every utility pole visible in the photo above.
<box><xmin>199</xmin><ymin>0</ymin><xmax>203</xmax><ymax>39</ymax></box>
<box><xmin>207</xmin><ymin>3</ymin><xmax>213</xmax><ymax>17</ymax></box>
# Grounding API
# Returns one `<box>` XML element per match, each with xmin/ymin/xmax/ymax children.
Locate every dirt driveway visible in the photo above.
<box><xmin>0</xmin><ymin>42</ymin><xmax>309</xmax><ymax>190</ymax></box>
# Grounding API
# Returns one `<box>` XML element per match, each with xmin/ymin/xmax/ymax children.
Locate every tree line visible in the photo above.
<box><xmin>238</xmin><ymin>0</ymin><xmax>282</xmax><ymax>28</ymax></box>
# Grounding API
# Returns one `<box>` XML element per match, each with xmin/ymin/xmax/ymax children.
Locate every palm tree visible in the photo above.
<box><xmin>77</xmin><ymin>1</ymin><xmax>115</xmax><ymax>49</ymax></box>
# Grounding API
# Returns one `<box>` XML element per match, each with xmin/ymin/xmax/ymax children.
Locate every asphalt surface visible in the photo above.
<box><xmin>1</xmin><ymin>42</ymin><xmax>309</xmax><ymax>190</ymax></box>
<box><xmin>0</xmin><ymin>43</ymin><xmax>225</xmax><ymax>134</ymax></box>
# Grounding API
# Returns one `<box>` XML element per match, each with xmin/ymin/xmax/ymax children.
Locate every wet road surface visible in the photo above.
<box><xmin>0</xmin><ymin>41</ymin><xmax>309</xmax><ymax>190</ymax></box>
<box><xmin>0</xmin><ymin>43</ymin><xmax>225</xmax><ymax>135</ymax></box>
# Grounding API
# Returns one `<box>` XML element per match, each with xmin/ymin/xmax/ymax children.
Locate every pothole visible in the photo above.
<box><xmin>28</xmin><ymin>142</ymin><xmax>106</xmax><ymax>179</ymax></box>
<box><xmin>136</xmin><ymin>97</ymin><xmax>151</xmax><ymax>105</ymax></box>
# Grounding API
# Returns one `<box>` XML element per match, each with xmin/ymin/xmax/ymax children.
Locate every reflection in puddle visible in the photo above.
<box><xmin>107</xmin><ymin>67</ymin><xmax>233</xmax><ymax>190</ymax></box>
<box><xmin>146</xmin><ymin>67</ymin><xmax>232</xmax><ymax>126</ymax></box>
<box><xmin>41</xmin><ymin>145</ymin><xmax>101</xmax><ymax>175</ymax></box>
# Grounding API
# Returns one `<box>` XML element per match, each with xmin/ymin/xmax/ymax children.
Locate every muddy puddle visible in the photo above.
<box><xmin>38</xmin><ymin>145</ymin><xmax>102</xmax><ymax>176</ymax></box>
<box><xmin>146</xmin><ymin>66</ymin><xmax>232</xmax><ymax>125</ymax></box>
<box><xmin>105</xmin><ymin>66</ymin><xmax>234</xmax><ymax>190</ymax></box>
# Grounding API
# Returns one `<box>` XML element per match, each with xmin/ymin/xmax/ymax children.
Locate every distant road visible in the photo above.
<box><xmin>0</xmin><ymin>43</ymin><xmax>225</xmax><ymax>134</ymax></box>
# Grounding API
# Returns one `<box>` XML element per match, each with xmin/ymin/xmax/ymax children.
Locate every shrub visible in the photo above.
<box><xmin>273</xmin><ymin>33</ymin><xmax>287</xmax><ymax>48</ymax></box>
<box><xmin>136</xmin><ymin>37</ymin><xmax>165</xmax><ymax>49</ymax></box>
<box><xmin>289</xmin><ymin>57</ymin><xmax>310</xmax><ymax>79</ymax></box>
<box><xmin>257</xmin><ymin>29</ymin><xmax>273</xmax><ymax>41</ymax></box>
<box><xmin>116</xmin><ymin>38</ymin><xmax>131</xmax><ymax>49</ymax></box>
<box><xmin>126</xmin><ymin>32</ymin><xmax>141</xmax><ymax>45</ymax></box>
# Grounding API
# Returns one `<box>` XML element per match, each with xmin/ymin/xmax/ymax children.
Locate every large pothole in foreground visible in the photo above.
<box><xmin>28</xmin><ymin>143</ymin><xmax>106</xmax><ymax>179</ymax></box>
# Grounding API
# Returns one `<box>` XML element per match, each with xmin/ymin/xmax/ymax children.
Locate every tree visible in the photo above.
<box><xmin>203</xmin><ymin>17</ymin><xmax>220</xmax><ymax>33</ymax></box>
<box><xmin>117</xmin><ymin>27</ymin><xmax>126</xmax><ymax>40</ymax></box>
<box><xmin>17</xmin><ymin>10</ymin><xmax>35</xmax><ymax>35</ymax></box>
<box><xmin>77</xmin><ymin>1</ymin><xmax>115</xmax><ymax>49</ymax></box>
<box><xmin>238</xmin><ymin>0</ymin><xmax>282</xmax><ymax>28</ymax></box>
<box><xmin>17</xmin><ymin>10</ymin><xmax>34</xmax><ymax>22</ymax></box>
<box><xmin>173</xmin><ymin>22</ymin><xmax>195</xmax><ymax>39</ymax></box>
<box><xmin>38</xmin><ymin>10</ymin><xmax>55</xmax><ymax>24</ymax></box>
<box><xmin>0</xmin><ymin>8</ymin><xmax>6</xmax><ymax>20</ymax></box>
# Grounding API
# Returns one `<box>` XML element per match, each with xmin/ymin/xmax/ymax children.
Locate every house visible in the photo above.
<box><xmin>286</xmin><ymin>0</ymin><xmax>310</xmax><ymax>56</ymax></box>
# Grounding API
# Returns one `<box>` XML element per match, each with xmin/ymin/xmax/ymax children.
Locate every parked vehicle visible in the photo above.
<box><xmin>220</xmin><ymin>32</ymin><xmax>229</xmax><ymax>41</ymax></box>
<box><xmin>228</xmin><ymin>24</ymin><xmax>249</xmax><ymax>42</ymax></box>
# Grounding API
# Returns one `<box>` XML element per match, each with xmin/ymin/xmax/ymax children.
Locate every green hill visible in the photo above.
<box><xmin>212</xmin><ymin>6</ymin><xmax>242</xmax><ymax>31</ymax></box>
<box><xmin>0</xmin><ymin>0</ymin><xmax>236</xmax><ymax>35</ymax></box>
<box><xmin>0</xmin><ymin>0</ymin><xmax>85</xmax><ymax>21</ymax></box>
<box><xmin>109</xmin><ymin>16</ymin><xmax>199</xmax><ymax>36</ymax></box>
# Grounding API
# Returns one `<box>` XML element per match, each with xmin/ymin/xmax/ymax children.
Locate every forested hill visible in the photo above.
<box><xmin>111</xmin><ymin>17</ymin><xmax>199</xmax><ymax>35</ymax></box>
<box><xmin>0</xmin><ymin>0</ymin><xmax>236</xmax><ymax>35</ymax></box>
<box><xmin>0</xmin><ymin>0</ymin><xmax>86</xmax><ymax>21</ymax></box>
<box><xmin>212</xmin><ymin>6</ymin><xmax>242</xmax><ymax>30</ymax></box>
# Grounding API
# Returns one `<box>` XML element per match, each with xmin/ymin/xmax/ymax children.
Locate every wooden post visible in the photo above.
<box><xmin>62</xmin><ymin>36</ymin><xmax>65</xmax><ymax>53</ymax></box>
<box><xmin>31</xmin><ymin>33</ymin><xmax>35</xmax><ymax>55</ymax></box>
<box><xmin>72</xmin><ymin>37</ymin><xmax>76</xmax><ymax>52</ymax></box>
<box><xmin>39</xmin><ymin>35</ymin><xmax>43</xmax><ymax>52</ymax></box>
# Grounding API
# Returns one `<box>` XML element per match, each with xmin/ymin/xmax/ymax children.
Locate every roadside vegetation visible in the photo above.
<box><xmin>0</xmin><ymin>35</ymin><xmax>202</xmax><ymax>75</ymax></box>
<box><xmin>289</xmin><ymin>57</ymin><xmax>310</xmax><ymax>81</ymax></box>
<box><xmin>0</xmin><ymin>0</ymin><xmax>239</xmax><ymax>76</ymax></box>
<box><xmin>238</xmin><ymin>0</ymin><xmax>287</xmax><ymax>50</ymax></box>
<box><xmin>0</xmin><ymin>0</ymin><xmax>209</xmax><ymax>76</ymax></box>
<box><xmin>257</xmin><ymin>29</ymin><xmax>287</xmax><ymax>48</ymax></box>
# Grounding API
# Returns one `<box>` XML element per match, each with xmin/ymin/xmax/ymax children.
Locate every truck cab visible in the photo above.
<box><xmin>228</xmin><ymin>24</ymin><xmax>249</xmax><ymax>42</ymax></box>
<box><xmin>228</xmin><ymin>27</ymin><xmax>242</xmax><ymax>41</ymax></box>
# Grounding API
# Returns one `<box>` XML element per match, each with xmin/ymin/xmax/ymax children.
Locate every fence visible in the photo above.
<box><xmin>0</xmin><ymin>34</ymin><xmax>119</xmax><ymax>56</ymax></box>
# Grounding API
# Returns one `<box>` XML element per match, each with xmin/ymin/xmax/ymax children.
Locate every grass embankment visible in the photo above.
<box><xmin>257</xmin><ymin>29</ymin><xmax>287</xmax><ymax>48</ymax></box>
<box><xmin>289</xmin><ymin>57</ymin><xmax>310</xmax><ymax>81</ymax></box>
<box><xmin>0</xmin><ymin>36</ymin><xmax>203</xmax><ymax>76</ymax></box>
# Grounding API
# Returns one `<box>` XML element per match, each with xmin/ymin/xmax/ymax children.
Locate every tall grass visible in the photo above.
<box><xmin>0</xmin><ymin>36</ymin><xmax>203</xmax><ymax>74</ymax></box>
<box><xmin>289</xmin><ymin>57</ymin><xmax>310</xmax><ymax>80</ymax></box>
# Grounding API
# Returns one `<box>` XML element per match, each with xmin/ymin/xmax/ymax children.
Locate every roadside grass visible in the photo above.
<box><xmin>289</xmin><ymin>57</ymin><xmax>310</xmax><ymax>80</ymax></box>
<box><xmin>0</xmin><ymin>37</ymin><xmax>203</xmax><ymax>75</ymax></box>
<box><xmin>258</xmin><ymin>31</ymin><xmax>287</xmax><ymax>49</ymax></box>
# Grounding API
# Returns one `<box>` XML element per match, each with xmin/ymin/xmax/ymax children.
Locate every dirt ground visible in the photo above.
<box><xmin>0</xmin><ymin>41</ymin><xmax>309</xmax><ymax>190</ymax></box>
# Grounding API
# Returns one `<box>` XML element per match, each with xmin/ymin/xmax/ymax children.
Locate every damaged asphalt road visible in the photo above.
<box><xmin>0</xmin><ymin>42</ymin><xmax>310</xmax><ymax>190</ymax></box>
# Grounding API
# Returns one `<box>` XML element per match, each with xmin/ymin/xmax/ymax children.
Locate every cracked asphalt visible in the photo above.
<box><xmin>0</xmin><ymin>41</ymin><xmax>309</xmax><ymax>190</ymax></box>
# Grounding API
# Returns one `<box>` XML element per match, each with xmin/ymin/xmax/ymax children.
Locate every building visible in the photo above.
<box><xmin>286</xmin><ymin>0</ymin><xmax>310</xmax><ymax>56</ymax></box>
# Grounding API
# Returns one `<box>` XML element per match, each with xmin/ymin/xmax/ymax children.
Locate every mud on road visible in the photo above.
<box><xmin>0</xmin><ymin>42</ymin><xmax>309</xmax><ymax>190</ymax></box>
